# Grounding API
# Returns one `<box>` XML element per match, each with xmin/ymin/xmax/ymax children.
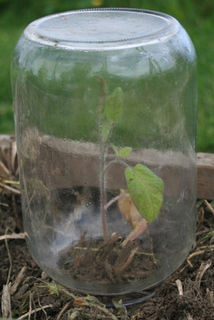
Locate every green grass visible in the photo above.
<box><xmin>0</xmin><ymin>12</ymin><xmax>27</xmax><ymax>134</ymax></box>
<box><xmin>1</xmin><ymin>0</ymin><xmax>214</xmax><ymax>152</ymax></box>
<box><xmin>191</xmin><ymin>18</ymin><xmax>214</xmax><ymax>152</ymax></box>
<box><xmin>0</xmin><ymin>102</ymin><xmax>14</xmax><ymax>133</ymax></box>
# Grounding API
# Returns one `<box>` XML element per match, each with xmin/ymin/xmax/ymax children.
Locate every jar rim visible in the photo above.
<box><xmin>24</xmin><ymin>8</ymin><xmax>180</xmax><ymax>50</ymax></box>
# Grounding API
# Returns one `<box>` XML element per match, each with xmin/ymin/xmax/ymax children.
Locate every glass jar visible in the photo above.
<box><xmin>12</xmin><ymin>8</ymin><xmax>197</xmax><ymax>296</ymax></box>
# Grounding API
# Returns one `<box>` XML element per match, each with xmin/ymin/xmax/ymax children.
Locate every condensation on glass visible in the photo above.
<box><xmin>12</xmin><ymin>9</ymin><xmax>197</xmax><ymax>296</ymax></box>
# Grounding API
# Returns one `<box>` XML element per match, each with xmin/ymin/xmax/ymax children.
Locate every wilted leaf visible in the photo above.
<box><xmin>119</xmin><ymin>147</ymin><xmax>132</xmax><ymax>158</ymax></box>
<box><xmin>125</xmin><ymin>164</ymin><xmax>164</xmax><ymax>223</ymax></box>
<box><xmin>73</xmin><ymin>297</ymin><xmax>87</xmax><ymax>307</ymax></box>
<box><xmin>105</xmin><ymin>87</ymin><xmax>123</xmax><ymax>122</ymax></box>
<box><xmin>122</xmin><ymin>219</ymin><xmax>148</xmax><ymax>245</ymax></box>
<box><xmin>118</xmin><ymin>193</ymin><xmax>141</xmax><ymax>229</ymax></box>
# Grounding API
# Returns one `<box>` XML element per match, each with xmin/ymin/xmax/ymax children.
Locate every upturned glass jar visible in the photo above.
<box><xmin>12</xmin><ymin>8</ymin><xmax>197</xmax><ymax>297</ymax></box>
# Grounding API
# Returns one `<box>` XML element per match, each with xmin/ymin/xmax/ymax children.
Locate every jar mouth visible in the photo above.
<box><xmin>24</xmin><ymin>8</ymin><xmax>179</xmax><ymax>50</ymax></box>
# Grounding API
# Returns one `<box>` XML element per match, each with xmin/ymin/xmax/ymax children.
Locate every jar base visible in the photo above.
<box><xmin>97</xmin><ymin>289</ymin><xmax>156</xmax><ymax>307</ymax></box>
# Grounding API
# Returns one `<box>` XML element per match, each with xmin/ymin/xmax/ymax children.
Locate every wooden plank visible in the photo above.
<box><xmin>197</xmin><ymin>153</ymin><xmax>214</xmax><ymax>200</ymax></box>
<box><xmin>0</xmin><ymin>135</ymin><xmax>214</xmax><ymax>200</ymax></box>
<box><xmin>38</xmin><ymin>137</ymin><xmax>195</xmax><ymax>199</ymax></box>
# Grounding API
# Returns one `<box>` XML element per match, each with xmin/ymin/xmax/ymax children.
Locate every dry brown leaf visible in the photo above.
<box><xmin>0</xmin><ymin>135</ymin><xmax>19</xmax><ymax>181</ymax></box>
<box><xmin>1</xmin><ymin>284</ymin><xmax>12</xmax><ymax>318</ymax></box>
<box><xmin>10</xmin><ymin>266</ymin><xmax>27</xmax><ymax>295</ymax></box>
<box><xmin>118</xmin><ymin>193</ymin><xmax>142</xmax><ymax>229</ymax></box>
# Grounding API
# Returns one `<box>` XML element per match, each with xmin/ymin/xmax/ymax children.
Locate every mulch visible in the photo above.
<box><xmin>0</xmin><ymin>190</ymin><xmax>214</xmax><ymax>320</ymax></box>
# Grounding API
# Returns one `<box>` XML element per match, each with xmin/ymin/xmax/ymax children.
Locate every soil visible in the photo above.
<box><xmin>62</xmin><ymin>233</ymin><xmax>157</xmax><ymax>286</ymax></box>
<box><xmin>0</xmin><ymin>191</ymin><xmax>214</xmax><ymax>320</ymax></box>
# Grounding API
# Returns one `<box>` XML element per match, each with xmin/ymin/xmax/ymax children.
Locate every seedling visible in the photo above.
<box><xmin>96</xmin><ymin>76</ymin><xmax>164</xmax><ymax>243</ymax></box>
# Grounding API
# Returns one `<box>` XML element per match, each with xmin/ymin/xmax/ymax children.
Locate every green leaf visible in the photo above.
<box><xmin>125</xmin><ymin>164</ymin><xmax>164</xmax><ymax>223</ymax></box>
<box><xmin>101</xmin><ymin>116</ymin><xmax>112</xmax><ymax>142</ymax></box>
<box><xmin>104</xmin><ymin>87</ymin><xmax>123</xmax><ymax>122</ymax></box>
<box><xmin>119</xmin><ymin>147</ymin><xmax>132</xmax><ymax>158</ymax></box>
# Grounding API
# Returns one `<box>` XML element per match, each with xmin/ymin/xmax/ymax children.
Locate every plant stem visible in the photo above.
<box><xmin>104</xmin><ymin>192</ymin><xmax>129</xmax><ymax>211</ymax></box>
<box><xmin>102</xmin><ymin>159</ymin><xmax>118</xmax><ymax>176</ymax></box>
<box><xmin>103</xmin><ymin>156</ymin><xmax>129</xmax><ymax>176</ymax></box>
<box><xmin>122</xmin><ymin>219</ymin><xmax>148</xmax><ymax>246</ymax></box>
<box><xmin>96</xmin><ymin>76</ymin><xmax>108</xmax><ymax>242</ymax></box>
<box><xmin>101</xmin><ymin>145</ymin><xmax>108</xmax><ymax>242</ymax></box>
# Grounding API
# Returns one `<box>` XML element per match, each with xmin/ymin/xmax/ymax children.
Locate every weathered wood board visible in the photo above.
<box><xmin>197</xmin><ymin>153</ymin><xmax>214</xmax><ymax>200</ymax></box>
<box><xmin>0</xmin><ymin>135</ymin><xmax>214</xmax><ymax>200</ymax></box>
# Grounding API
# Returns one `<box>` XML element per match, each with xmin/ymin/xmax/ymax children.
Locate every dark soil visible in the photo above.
<box><xmin>1</xmin><ymin>192</ymin><xmax>214</xmax><ymax>320</ymax></box>
<box><xmin>62</xmin><ymin>232</ymin><xmax>157</xmax><ymax>285</ymax></box>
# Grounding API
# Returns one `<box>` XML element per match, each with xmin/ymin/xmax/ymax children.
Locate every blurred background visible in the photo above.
<box><xmin>0</xmin><ymin>0</ymin><xmax>213</xmax><ymax>152</ymax></box>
